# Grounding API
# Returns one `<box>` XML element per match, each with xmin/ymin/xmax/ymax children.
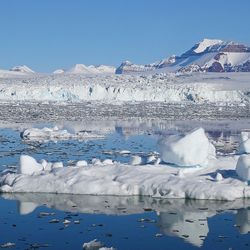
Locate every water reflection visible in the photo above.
<box><xmin>2</xmin><ymin>193</ymin><xmax>250</xmax><ymax>247</ymax></box>
<box><xmin>235</xmin><ymin>208</ymin><xmax>250</xmax><ymax>234</ymax></box>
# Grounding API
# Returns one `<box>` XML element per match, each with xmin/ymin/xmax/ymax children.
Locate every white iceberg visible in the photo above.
<box><xmin>20</xmin><ymin>155</ymin><xmax>43</xmax><ymax>175</ymax></box>
<box><xmin>82</xmin><ymin>239</ymin><xmax>104</xmax><ymax>250</ymax></box>
<box><xmin>21</xmin><ymin>126</ymin><xmax>106</xmax><ymax>141</ymax></box>
<box><xmin>238</xmin><ymin>131</ymin><xmax>250</xmax><ymax>154</ymax></box>
<box><xmin>236</xmin><ymin>154</ymin><xmax>250</xmax><ymax>181</ymax></box>
<box><xmin>0</xmin><ymin>154</ymin><xmax>249</xmax><ymax>200</ymax></box>
<box><xmin>82</xmin><ymin>239</ymin><xmax>114</xmax><ymax>250</ymax></box>
<box><xmin>158</xmin><ymin>128</ymin><xmax>216</xmax><ymax>167</ymax></box>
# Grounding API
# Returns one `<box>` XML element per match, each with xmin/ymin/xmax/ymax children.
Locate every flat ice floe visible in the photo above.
<box><xmin>0</xmin><ymin>153</ymin><xmax>249</xmax><ymax>201</ymax></box>
<box><xmin>21</xmin><ymin>126</ymin><xmax>106</xmax><ymax>141</ymax></box>
<box><xmin>1</xmin><ymin>127</ymin><xmax>250</xmax><ymax>201</ymax></box>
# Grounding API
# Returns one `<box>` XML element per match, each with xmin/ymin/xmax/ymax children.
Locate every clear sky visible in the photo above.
<box><xmin>0</xmin><ymin>0</ymin><xmax>250</xmax><ymax>72</ymax></box>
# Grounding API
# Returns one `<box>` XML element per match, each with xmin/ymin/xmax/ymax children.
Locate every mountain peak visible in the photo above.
<box><xmin>66</xmin><ymin>64</ymin><xmax>115</xmax><ymax>74</ymax></box>
<box><xmin>194</xmin><ymin>38</ymin><xmax>224</xmax><ymax>53</ymax></box>
<box><xmin>116</xmin><ymin>38</ymin><xmax>250</xmax><ymax>74</ymax></box>
<box><xmin>10</xmin><ymin>65</ymin><xmax>34</xmax><ymax>74</ymax></box>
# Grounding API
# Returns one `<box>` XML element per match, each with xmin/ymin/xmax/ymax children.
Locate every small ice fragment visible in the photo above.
<box><xmin>238</xmin><ymin>132</ymin><xmax>250</xmax><ymax>154</ymax></box>
<box><xmin>119</xmin><ymin>150</ymin><xmax>131</xmax><ymax>155</ymax></box>
<box><xmin>154</xmin><ymin>158</ymin><xmax>161</xmax><ymax>165</ymax></box>
<box><xmin>236</xmin><ymin>155</ymin><xmax>250</xmax><ymax>181</ymax></box>
<box><xmin>92</xmin><ymin>158</ymin><xmax>102</xmax><ymax>165</ymax></box>
<box><xmin>130</xmin><ymin>155</ymin><xmax>142</xmax><ymax>165</ymax></box>
<box><xmin>102</xmin><ymin>159</ymin><xmax>113</xmax><ymax>165</ymax></box>
<box><xmin>146</xmin><ymin>155</ymin><xmax>156</xmax><ymax>164</ymax></box>
<box><xmin>40</xmin><ymin>159</ymin><xmax>52</xmax><ymax>171</ymax></box>
<box><xmin>155</xmin><ymin>233</ymin><xmax>163</xmax><ymax>237</ymax></box>
<box><xmin>76</xmin><ymin>160</ymin><xmax>88</xmax><ymax>167</ymax></box>
<box><xmin>52</xmin><ymin>162</ymin><xmax>63</xmax><ymax>169</ymax></box>
<box><xmin>19</xmin><ymin>155</ymin><xmax>43</xmax><ymax>175</ymax></box>
<box><xmin>215</xmin><ymin>172</ymin><xmax>223</xmax><ymax>182</ymax></box>
<box><xmin>40</xmin><ymin>159</ymin><xmax>48</xmax><ymax>168</ymax></box>
<box><xmin>53</xmin><ymin>126</ymin><xmax>59</xmax><ymax>131</ymax></box>
<box><xmin>0</xmin><ymin>242</ymin><xmax>15</xmax><ymax>248</ymax></box>
<box><xmin>82</xmin><ymin>239</ymin><xmax>104</xmax><ymax>250</ymax></box>
<box><xmin>99</xmin><ymin>248</ymin><xmax>115</xmax><ymax>250</ymax></box>
<box><xmin>63</xmin><ymin>219</ymin><xmax>71</xmax><ymax>224</ymax></box>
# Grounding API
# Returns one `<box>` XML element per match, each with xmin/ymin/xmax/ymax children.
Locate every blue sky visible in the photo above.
<box><xmin>0</xmin><ymin>0</ymin><xmax>250</xmax><ymax>72</ymax></box>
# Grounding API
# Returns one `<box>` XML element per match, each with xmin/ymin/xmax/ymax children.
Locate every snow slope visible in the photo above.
<box><xmin>10</xmin><ymin>65</ymin><xmax>34</xmax><ymax>74</ymax></box>
<box><xmin>66</xmin><ymin>64</ymin><xmax>115</xmax><ymax>74</ymax></box>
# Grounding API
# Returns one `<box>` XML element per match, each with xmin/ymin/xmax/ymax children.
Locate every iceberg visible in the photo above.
<box><xmin>238</xmin><ymin>131</ymin><xmax>250</xmax><ymax>154</ymax></box>
<box><xmin>158</xmin><ymin>128</ymin><xmax>216</xmax><ymax>167</ymax></box>
<box><xmin>0</xmin><ymin>153</ymin><xmax>249</xmax><ymax>200</ymax></box>
<box><xmin>236</xmin><ymin>154</ymin><xmax>250</xmax><ymax>181</ymax></box>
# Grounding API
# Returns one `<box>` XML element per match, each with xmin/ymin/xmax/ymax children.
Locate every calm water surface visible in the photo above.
<box><xmin>0</xmin><ymin>119</ymin><xmax>250</xmax><ymax>249</ymax></box>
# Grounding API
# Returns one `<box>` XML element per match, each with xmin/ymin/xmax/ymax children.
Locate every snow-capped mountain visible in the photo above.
<box><xmin>116</xmin><ymin>39</ymin><xmax>250</xmax><ymax>74</ymax></box>
<box><xmin>115</xmin><ymin>56</ymin><xmax>176</xmax><ymax>74</ymax></box>
<box><xmin>65</xmin><ymin>64</ymin><xmax>115</xmax><ymax>74</ymax></box>
<box><xmin>10</xmin><ymin>65</ymin><xmax>34</xmax><ymax>74</ymax></box>
<box><xmin>53</xmin><ymin>69</ymin><xmax>65</xmax><ymax>74</ymax></box>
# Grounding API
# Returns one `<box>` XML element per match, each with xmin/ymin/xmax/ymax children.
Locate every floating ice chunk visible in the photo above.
<box><xmin>19</xmin><ymin>155</ymin><xmax>43</xmax><ymax>175</ymax></box>
<box><xmin>102</xmin><ymin>159</ymin><xmax>113</xmax><ymax>165</ymax></box>
<box><xmin>236</xmin><ymin>155</ymin><xmax>250</xmax><ymax>181</ymax></box>
<box><xmin>158</xmin><ymin>128</ymin><xmax>216</xmax><ymax>167</ymax></box>
<box><xmin>21</xmin><ymin>126</ymin><xmax>106</xmax><ymax>142</ymax></box>
<box><xmin>119</xmin><ymin>150</ymin><xmax>131</xmax><ymax>155</ymax></box>
<box><xmin>63</xmin><ymin>219</ymin><xmax>71</xmax><ymax>224</ymax></box>
<box><xmin>215</xmin><ymin>172</ymin><xmax>223</xmax><ymax>182</ymax></box>
<box><xmin>52</xmin><ymin>162</ymin><xmax>63</xmax><ymax>169</ymax></box>
<box><xmin>82</xmin><ymin>239</ymin><xmax>104</xmax><ymax>250</ymax></box>
<box><xmin>154</xmin><ymin>158</ymin><xmax>161</xmax><ymax>165</ymax></box>
<box><xmin>76</xmin><ymin>160</ymin><xmax>88</xmax><ymax>167</ymax></box>
<box><xmin>2</xmin><ymin>154</ymin><xmax>250</xmax><ymax>200</ymax></box>
<box><xmin>0</xmin><ymin>242</ymin><xmax>16</xmax><ymax>248</ymax></box>
<box><xmin>146</xmin><ymin>155</ymin><xmax>157</xmax><ymax>164</ymax></box>
<box><xmin>40</xmin><ymin>159</ymin><xmax>48</xmax><ymax>168</ymax></box>
<box><xmin>92</xmin><ymin>158</ymin><xmax>102</xmax><ymax>165</ymax></box>
<box><xmin>40</xmin><ymin>159</ymin><xmax>53</xmax><ymax>171</ymax></box>
<box><xmin>238</xmin><ymin>132</ymin><xmax>250</xmax><ymax>154</ymax></box>
<box><xmin>130</xmin><ymin>155</ymin><xmax>142</xmax><ymax>165</ymax></box>
<box><xmin>99</xmin><ymin>248</ymin><xmax>115</xmax><ymax>250</ymax></box>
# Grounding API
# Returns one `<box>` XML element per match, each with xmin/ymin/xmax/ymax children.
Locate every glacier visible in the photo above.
<box><xmin>0</xmin><ymin>71</ymin><xmax>250</xmax><ymax>104</ymax></box>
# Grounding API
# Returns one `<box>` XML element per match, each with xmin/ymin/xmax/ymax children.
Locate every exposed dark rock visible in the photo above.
<box><xmin>207</xmin><ymin>62</ymin><xmax>224</xmax><ymax>72</ymax></box>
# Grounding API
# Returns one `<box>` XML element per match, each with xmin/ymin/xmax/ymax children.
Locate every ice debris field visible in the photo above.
<box><xmin>1</xmin><ymin>128</ymin><xmax>250</xmax><ymax>201</ymax></box>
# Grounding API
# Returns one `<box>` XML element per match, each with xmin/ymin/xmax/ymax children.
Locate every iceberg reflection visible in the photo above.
<box><xmin>2</xmin><ymin>193</ymin><xmax>250</xmax><ymax>247</ymax></box>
